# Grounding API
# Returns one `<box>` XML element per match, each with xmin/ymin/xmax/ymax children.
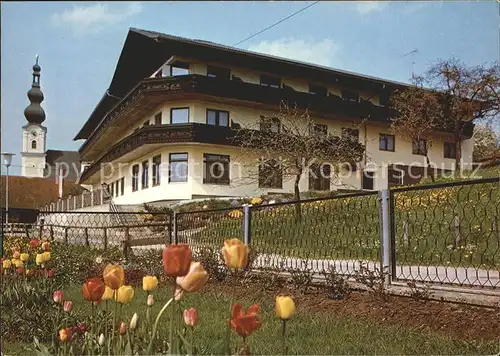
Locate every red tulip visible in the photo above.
<box><xmin>162</xmin><ymin>244</ymin><xmax>192</xmax><ymax>277</ymax></box>
<box><xmin>183</xmin><ymin>307</ymin><xmax>199</xmax><ymax>327</ymax></box>
<box><xmin>47</xmin><ymin>269</ymin><xmax>56</xmax><ymax>278</ymax></box>
<box><xmin>16</xmin><ymin>267</ymin><xmax>24</xmax><ymax>274</ymax></box>
<box><xmin>77</xmin><ymin>323</ymin><xmax>87</xmax><ymax>333</ymax></box>
<box><xmin>230</xmin><ymin>303</ymin><xmax>261</xmax><ymax>338</ymax></box>
<box><xmin>53</xmin><ymin>290</ymin><xmax>64</xmax><ymax>304</ymax></box>
<box><xmin>29</xmin><ymin>239</ymin><xmax>39</xmax><ymax>249</ymax></box>
<box><xmin>82</xmin><ymin>279</ymin><xmax>106</xmax><ymax>302</ymax></box>
<box><xmin>42</xmin><ymin>241</ymin><xmax>51</xmax><ymax>251</ymax></box>
<box><xmin>63</xmin><ymin>300</ymin><xmax>73</xmax><ymax>312</ymax></box>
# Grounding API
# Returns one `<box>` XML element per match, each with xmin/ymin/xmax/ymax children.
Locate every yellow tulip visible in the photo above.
<box><xmin>11</xmin><ymin>258</ymin><xmax>19</xmax><ymax>265</ymax></box>
<box><xmin>221</xmin><ymin>238</ymin><xmax>249</xmax><ymax>269</ymax></box>
<box><xmin>115</xmin><ymin>285</ymin><xmax>134</xmax><ymax>304</ymax></box>
<box><xmin>142</xmin><ymin>276</ymin><xmax>158</xmax><ymax>291</ymax></box>
<box><xmin>103</xmin><ymin>264</ymin><xmax>125</xmax><ymax>290</ymax></box>
<box><xmin>228</xmin><ymin>210</ymin><xmax>243</xmax><ymax>219</ymax></box>
<box><xmin>176</xmin><ymin>262</ymin><xmax>209</xmax><ymax>293</ymax></box>
<box><xmin>2</xmin><ymin>260</ymin><xmax>11</xmax><ymax>269</ymax></box>
<box><xmin>275</xmin><ymin>296</ymin><xmax>296</xmax><ymax>320</ymax></box>
<box><xmin>35</xmin><ymin>253</ymin><xmax>44</xmax><ymax>265</ymax></box>
<box><xmin>14</xmin><ymin>260</ymin><xmax>24</xmax><ymax>268</ymax></box>
<box><xmin>102</xmin><ymin>286</ymin><xmax>115</xmax><ymax>301</ymax></box>
<box><xmin>250</xmin><ymin>197</ymin><xmax>262</xmax><ymax>205</ymax></box>
<box><xmin>20</xmin><ymin>253</ymin><xmax>29</xmax><ymax>262</ymax></box>
<box><xmin>42</xmin><ymin>252</ymin><xmax>51</xmax><ymax>263</ymax></box>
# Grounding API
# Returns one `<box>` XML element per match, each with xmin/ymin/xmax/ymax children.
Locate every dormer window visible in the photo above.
<box><xmin>341</xmin><ymin>90</ymin><xmax>360</xmax><ymax>103</ymax></box>
<box><xmin>260</xmin><ymin>75</ymin><xmax>281</xmax><ymax>89</ymax></box>
<box><xmin>170</xmin><ymin>61</ymin><xmax>189</xmax><ymax>76</ymax></box>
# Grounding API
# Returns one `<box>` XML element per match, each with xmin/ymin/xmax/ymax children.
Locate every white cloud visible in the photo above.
<box><xmin>248</xmin><ymin>38</ymin><xmax>341</xmax><ymax>67</ymax></box>
<box><xmin>355</xmin><ymin>1</ymin><xmax>388</xmax><ymax>15</ymax></box>
<box><xmin>51</xmin><ymin>2</ymin><xmax>143</xmax><ymax>36</ymax></box>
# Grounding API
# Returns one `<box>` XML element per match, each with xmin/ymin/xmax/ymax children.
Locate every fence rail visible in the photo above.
<box><xmin>3</xmin><ymin>177</ymin><xmax>499</xmax><ymax>291</ymax></box>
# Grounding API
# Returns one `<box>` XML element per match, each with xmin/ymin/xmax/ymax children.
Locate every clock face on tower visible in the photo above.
<box><xmin>31</xmin><ymin>130</ymin><xmax>37</xmax><ymax>137</ymax></box>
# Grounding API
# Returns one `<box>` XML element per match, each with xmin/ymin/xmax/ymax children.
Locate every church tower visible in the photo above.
<box><xmin>21</xmin><ymin>55</ymin><xmax>47</xmax><ymax>177</ymax></box>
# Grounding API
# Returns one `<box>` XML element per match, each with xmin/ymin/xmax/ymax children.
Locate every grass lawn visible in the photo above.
<box><xmin>3</xmin><ymin>284</ymin><xmax>499</xmax><ymax>355</ymax></box>
<box><xmin>180</xmin><ymin>178</ymin><xmax>499</xmax><ymax>270</ymax></box>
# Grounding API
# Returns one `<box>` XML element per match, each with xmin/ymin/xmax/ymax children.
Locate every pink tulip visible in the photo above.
<box><xmin>183</xmin><ymin>307</ymin><xmax>198</xmax><ymax>327</ymax></box>
<box><xmin>63</xmin><ymin>300</ymin><xmax>73</xmax><ymax>312</ymax></box>
<box><xmin>119</xmin><ymin>322</ymin><xmax>127</xmax><ymax>335</ymax></box>
<box><xmin>147</xmin><ymin>294</ymin><xmax>154</xmax><ymax>306</ymax></box>
<box><xmin>53</xmin><ymin>290</ymin><xmax>64</xmax><ymax>304</ymax></box>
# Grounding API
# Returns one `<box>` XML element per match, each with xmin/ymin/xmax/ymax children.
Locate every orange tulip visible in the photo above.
<box><xmin>162</xmin><ymin>244</ymin><xmax>192</xmax><ymax>277</ymax></box>
<box><xmin>230</xmin><ymin>303</ymin><xmax>261</xmax><ymax>337</ymax></box>
<box><xmin>59</xmin><ymin>328</ymin><xmax>72</xmax><ymax>342</ymax></box>
<box><xmin>103</xmin><ymin>264</ymin><xmax>125</xmax><ymax>290</ymax></box>
<box><xmin>176</xmin><ymin>262</ymin><xmax>209</xmax><ymax>293</ymax></box>
<box><xmin>82</xmin><ymin>278</ymin><xmax>106</xmax><ymax>302</ymax></box>
<box><xmin>221</xmin><ymin>239</ymin><xmax>249</xmax><ymax>270</ymax></box>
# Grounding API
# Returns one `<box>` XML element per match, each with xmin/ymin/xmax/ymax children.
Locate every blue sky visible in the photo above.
<box><xmin>1</xmin><ymin>1</ymin><xmax>499</xmax><ymax>175</ymax></box>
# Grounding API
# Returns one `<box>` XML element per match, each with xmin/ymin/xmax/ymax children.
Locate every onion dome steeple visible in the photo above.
<box><xmin>24</xmin><ymin>55</ymin><xmax>46</xmax><ymax>124</ymax></box>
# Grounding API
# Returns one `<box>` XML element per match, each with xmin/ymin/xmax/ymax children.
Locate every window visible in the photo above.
<box><xmin>444</xmin><ymin>142</ymin><xmax>456</xmax><ymax>159</ymax></box>
<box><xmin>309</xmin><ymin>84</ymin><xmax>328</xmax><ymax>96</ymax></box>
<box><xmin>379</xmin><ymin>134</ymin><xmax>395</xmax><ymax>152</ymax></box>
<box><xmin>154</xmin><ymin>112</ymin><xmax>162</xmax><ymax>126</ymax></box>
<box><xmin>341</xmin><ymin>90</ymin><xmax>360</xmax><ymax>102</ymax></box>
<box><xmin>207</xmin><ymin>65</ymin><xmax>230</xmax><ymax>79</ymax></box>
<box><xmin>115</xmin><ymin>180</ymin><xmax>119</xmax><ymax>197</ymax></box>
<box><xmin>203</xmin><ymin>154</ymin><xmax>230</xmax><ymax>185</ymax></box>
<box><xmin>260</xmin><ymin>116</ymin><xmax>281</xmax><ymax>133</ymax></box>
<box><xmin>120</xmin><ymin>177</ymin><xmax>124</xmax><ymax>196</ymax></box>
<box><xmin>31</xmin><ymin>140</ymin><xmax>37</xmax><ymax>149</ymax></box>
<box><xmin>169</xmin><ymin>153</ymin><xmax>188</xmax><ymax>183</ymax></box>
<box><xmin>362</xmin><ymin>170</ymin><xmax>375</xmax><ymax>190</ymax></box>
<box><xmin>141</xmin><ymin>160</ymin><xmax>149</xmax><ymax>189</ymax></box>
<box><xmin>259</xmin><ymin>159</ymin><xmax>283</xmax><ymax>189</ymax></box>
<box><xmin>207</xmin><ymin>109</ymin><xmax>229</xmax><ymax>127</ymax></box>
<box><xmin>171</xmin><ymin>108</ymin><xmax>189</xmax><ymax>124</ymax></box>
<box><xmin>152</xmin><ymin>155</ymin><xmax>161</xmax><ymax>186</ymax></box>
<box><xmin>309</xmin><ymin>163</ymin><xmax>331</xmax><ymax>191</ymax></box>
<box><xmin>310</xmin><ymin>123</ymin><xmax>328</xmax><ymax>137</ymax></box>
<box><xmin>170</xmin><ymin>61</ymin><xmax>189</xmax><ymax>76</ymax></box>
<box><xmin>110</xmin><ymin>182</ymin><xmax>114</xmax><ymax>197</ymax></box>
<box><xmin>412</xmin><ymin>139</ymin><xmax>428</xmax><ymax>156</ymax></box>
<box><xmin>342</xmin><ymin>128</ymin><xmax>360</xmax><ymax>142</ymax></box>
<box><xmin>132</xmin><ymin>165</ymin><xmax>139</xmax><ymax>192</ymax></box>
<box><xmin>260</xmin><ymin>75</ymin><xmax>281</xmax><ymax>89</ymax></box>
<box><xmin>388</xmin><ymin>167</ymin><xmax>404</xmax><ymax>187</ymax></box>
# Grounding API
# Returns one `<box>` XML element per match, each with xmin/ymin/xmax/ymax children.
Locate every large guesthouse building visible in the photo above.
<box><xmin>75</xmin><ymin>28</ymin><xmax>473</xmax><ymax>205</ymax></box>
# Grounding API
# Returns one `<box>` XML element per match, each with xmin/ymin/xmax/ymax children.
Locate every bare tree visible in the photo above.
<box><xmin>233</xmin><ymin>101</ymin><xmax>365</xmax><ymax>216</ymax></box>
<box><xmin>390</xmin><ymin>84</ymin><xmax>443</xmax><ymax>181</ymax></box>
<box><xmin>391</xmin><ymin>58</ymin><xmax>500</xmax><ymax>170</ymax></box>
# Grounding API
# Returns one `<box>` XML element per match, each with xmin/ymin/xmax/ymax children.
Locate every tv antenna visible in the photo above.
<box><xmin>403</xmin><ymin>49</ymin><xmax>418</xmax><ymax>79</ymax></box>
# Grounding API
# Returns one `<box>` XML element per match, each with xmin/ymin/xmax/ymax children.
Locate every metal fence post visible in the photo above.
<box><xmin>173</xmin><ymin>212</ymin><xmax>178</xmax><ymax>244</ymax></box>
<box><xmin>84</xmin><ymin>228</ymin><xmax>89</xmax><ymax>247</ymax></box>
<box><xmin>39</xmin><ymin>218</ymin><xmax>45</xmax><ymax>238</ymax></box>
<box><xmin>124</xmin><ymin>227</ymin><xmax>130</xmax><ymax>260</ymax></box>
<box><xmin>103</xmin><ymin>228</ymin><xmax>108</xmax><ymax>251</ymax></box>
<box><xmin>378</xmin><ymin>189</ymin><xmax>391</xmax><ymax>286</ymax></box>
<box><xmin>243</xmin><ymin>204</ymin><xmax>252</xmax><ymax>245</ymax></box>
<box><xmin>64</xmin><ymin>227</ymin><xmax>69</xmax><ymax>244</ymax></box>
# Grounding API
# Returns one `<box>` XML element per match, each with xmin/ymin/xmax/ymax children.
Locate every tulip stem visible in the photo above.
<box><xmin>147</xmin><ymin>296</ymin><xmax>174</xmax><ymax>354</ymax></box>
<box><xmin>112</xmin><ymin>291</ymin><xmax>118</xmax><ymax>344</ymax></box>
<box><xmin>169</xmin><ymin>284</ymin><xmax>176</xmax><ymax>354</ymax></box>
<box><xmin>281</xmin><ymin>320</ymin><xmax>287</xmax><ymax>355</ymax></box>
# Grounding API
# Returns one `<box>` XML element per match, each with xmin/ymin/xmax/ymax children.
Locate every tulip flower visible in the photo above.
<box><xmin>119</xmin><ymin>322</ymin><xmax>127</xmax><ymax>335</ymax></box>
<box><xmin>59</xmin><ymin>328</ymin><xmax>72</xmax><ymax>342</ymax></box>
<box><xmin>129</xmin><ymin>313</ymin><xmax>139</xmax><ymax>330</ymax></box>
<box><xmin>35</xmin><ymin>253</ymin><xmax>44</xmax><ymax>265</ymax></box>
<box><xmin>11</xmin><ymin>258</ymin><xmax>19</xmax><ymax>265</ymax></box>
<box><xmin>102</xmin><ymin>286</ymin><xmax>114</xmax><ymax>301</ymax></box>
<box><xmin>42</xmin><ymin>251</ymin><xmax>51</xmax><ymax>263</ymax></box>
<box><xmin>103</xmin><ymin>264</ymin><xmax>125</xmax><ymax>290</ymax></box>
<box><xmin>11</xmin><ymin>246</ymin><xmax>19</xmax><ymax>254</ymax></box>
<box><xmin>175</xmin><ymin>287</ymin><xmax>184</xmax><ymax>301</ymax></box>
<box><xmin>29</xmin><ymin>239</ymin><xmax>39</xmax><ymax>249</ymax></box>
<box><xmin>115</xmin><ymin>285</ymin><xmax>134</xmax><ymax>304</ymax></box>
<box><xmin>275</xmin><ymin>296</ymin><xmax>296</xmax><ymax>320</ymax></box>
<box><xmin>53</xmin><ymin>290</ymin><xmax>64</xmax><ymax>304</ymax></box>
<box><xmin>16</xmin><ymin>267</ymin><xmax>24</xmax><ymax>274</ymax></box>
<box><xmin>48</xmin><ymin>269</ymin><xmax>55</xmax><ymax>279</ymax></box>
<box><xmin>143</xmin><ymin>275</ymin><xmax>158</xmax><ymax>291</ymax></box>
<box><xmin>176</xmin><ymin>262</ymin><xmax>209</xmax><ymax>293</ymax></box>
<box><xmin>63</xmin><ymin>300</ymin><xmax>73</xmax><ymax>312</ymax></box>
<box><xmin>20</xmin><ymin>253</ymin><xmax>29</xmax><ymax>262</ymax></box>
<box><xmin>230</xmin><ymin>303</ymin><xmax>261</xmax><ymax>337</ymax></box>
<box><xmin>250</xmin><ymin>197</ymin><xmax>262</xmax><ymax>205</ymax></box>
<box><xmin>221</xmin><ymin>238</ymin><xmax>249</xmax><ymax>270</ymax></box>
<box><xmin>13</xmin><ymin>251</ymin><xmax>20</xmax><ymax>259</ymax></box>
<box><xmin>25</xmin><ymin>269</ymin><xmax>32</xmax><ymax>276</ymax></box>
<box><xmin>162</xmin><ymin>244</ymin><xmax>192</xmax><ymax>277</ymax></box>
<box><xmin>41</xmin><ymin>241</ymin><xmax>51</xmax><ymax>251</ymax></box>
<box><xmin>228</xmin><ymin>210</ymin><xmax>243</xmax><ymax>219</ymax></box>
<box><xmin>82</xmin><ymin>278</ymin><xmax>106</xmax><ymax>302</ymax></box>
<box><xmin>14</xmin><ymin>260</ymin><xmax>23</xmax><ymax>268</ymax></box>
<box><xmin>98</xmin><ymin>333</ymin><xmax>105</xmax><ymax>346</ymax></box>
<box><xmin>2</xmin><ymin>259</ymin><xmax>11</xmax><ymax>269</ymax></box>
<box><xmin>183</xmin><ymin>307</ymin><xmax>198</xmax><ymax>327</ymax></box>
<box><xmin>147</xmin><ymin>294</ymin><xmax>154</xmax><ymax>306</ymax></box>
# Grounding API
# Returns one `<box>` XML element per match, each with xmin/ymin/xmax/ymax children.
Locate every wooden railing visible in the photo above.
<box><xmin>40</xmin><ymin>188</ymin><xmax>107</xmax><ymax>212</ymax></box>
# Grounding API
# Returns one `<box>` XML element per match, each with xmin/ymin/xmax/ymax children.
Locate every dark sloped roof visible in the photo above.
<box><xmin>45</xmin><ymin>150</ymin><xmax>80</xmax><ymax>167</ymax></box>
<box><xmin>74</xmin><ymin>27</ymin><xmax>411</xmax><ymax>141</ymax></box>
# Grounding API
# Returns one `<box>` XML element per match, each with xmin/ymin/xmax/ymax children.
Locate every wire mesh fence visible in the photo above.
<box><xmin>390</xmin><ymin>177</ymin><xmax>500</xmax><ymax>288</ymax></box>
